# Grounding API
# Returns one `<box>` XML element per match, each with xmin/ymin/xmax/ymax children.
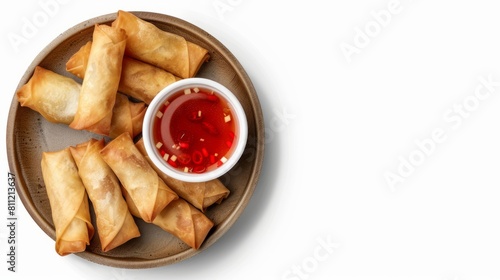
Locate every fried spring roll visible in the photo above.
<box><xmin>112</xmin><ymin>10</ymin><xmax>209</xmax><ymax>79</ymax></box>
<box><xmin>109</xmin><ymin>93</ymin><xmax>146</xmax><ymax>138</ymax></box>
<box><xmin>70</xmin><ymin>139</ymin><xmax>140</xmax><ymax>252</ymax></box>
<box><xmin>136</xmin><ymin>138</ymin><xmax>230</xmax><ymax>211</ymax></box>
<box><xmin>100</xmin><ymin>133</ymin><xmax>178</xmax><ymax>223</ymax></box>
<box><xmin>16</xmin><ymin>66</ymin><xmax>146</xmax><ymax>138</ymax></box>
<box><xmin>66</xmin><ymin>41</ymin><xmax>180</xmax><ymax>104</ymax></box>
<box><xmin>124</xmin><ymin>190</ymin><xmax>213</xmax><ymax>250</ymax></box>
<box><xmin>69</xmin><ymin>24</ymin><xmax>127</xmax><ymax>135</ymax></box>
<box><xmin>17</xmin><ymin>66</ymin><xmax>80</xmax><ymax>124</ymax></box>
<box><xmin>40</xmin><ymin>148</ymin><xmax>94</xmax><ymax>256</ymax></box>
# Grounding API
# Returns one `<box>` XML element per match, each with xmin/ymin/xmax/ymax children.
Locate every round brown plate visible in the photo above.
<box><xmin>6</xmin><ymin>11</ymin><xmax>264</xmax><ymax>268</ymax></box>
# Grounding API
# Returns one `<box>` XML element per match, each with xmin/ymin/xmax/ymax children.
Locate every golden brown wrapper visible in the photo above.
<box><xmin>109</xmin><ymin>93</ymin><xmax>146</xmax><ymax>138</ymax></box>
<box><xmin>17</xmin><ymin>66</ymin><xmax>80</xmax><ymax>124</ymax></box>
<box><xmin>65</xmin><ymin>41</ymin><xmax>91</xmax><ymax>80</ymax></box>
<box><xmin>70</xmin><ymin>24</ymin><xmax>127</xmax><ymax>135</ymax></box>
<box><xmin>100</xmin><ymin>133</ymin><xmax>178</xmax><ymax>223</ymax></box>
<box><xmin>124</xmin><ymin>189</ymin><xmax>213</xmax><ymax>250</ymax></box>
<box><xmin>40</xmin><ymin>148</ymin><xmax>94</xmax><ymax>256</ymax></box>
<box><xmin>16</xmin><ymin>66</ymin><xmax>145</xmax><ymax>138</ymax></box>
<box><xmin>111</xmin><ymin>10</ymin><xmax>209</xmax><ymax>79</ymax></box>
<box><xmin>70</xmin><ymin>139</ymin><xmax>140</xmax><ymax>252</ymax></box>
<box><xmin>66</xmin><ymin>41</ymin><xmax>180</xmax><ymax>104</ymax></box>
<box><xmin>135</xmin><ymin>138</ymin><xmax>230</xmax><ymax>211</ymax></box>
<box><xmin>119</xmin><ymin>56</ymin><xmax>181</xmax><ymax>104</ymax></box>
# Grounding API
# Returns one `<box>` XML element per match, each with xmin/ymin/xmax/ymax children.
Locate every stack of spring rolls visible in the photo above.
<box><xmin>18</xmin><ymin>10</ymin><xmax>232</xmax><ymax>256</ymax></box>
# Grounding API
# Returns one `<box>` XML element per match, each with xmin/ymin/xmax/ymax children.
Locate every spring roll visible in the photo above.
<box><xmin>109</xmin><ymin>93</ymin><xmax>146</xmax><ymax>138</ymax></box>
<box><xmin>65</xmin><ymin>41</ymin><xmax>91</xmax><ymax>80</ymax></box>
<box><xmin>66</xmin><ymin>41</ymin><xmax>180</xmax><ymax>104</ymax></box>
<box><xmin>70</xmin><ymin>139</ymin><xmax>140</xmax><ymax>252</ymax></box>
<box><xmin>17</xmin><ymin>66</ymin><xmax>80</xmax><ymax>124</ymax></box>
<box><xmin>40</xmin><ymin>147</ymin><xmax>94</xmax><ymax>256</ymax></box>
<box><xmin>136</xmin><ymin>138</ymin><xmax>230</xmax><ymax>211</ymax></box>
<box><xmin>124</xmin><ymin>189</ymin><xmax>213</xmax><ymax>250</ymax></box>
<box><xmin>16</xmin><ymin>66</ymin><xmax>146</xmax><ymax>138</ymax></box>
<box><xmin>69</xmin><ymin>24</ymin><xmax>127</xmax><ymax>135</ymax></box>
<box><xmin>112</xmin><ymin>10</ymin><xmax>210</xmax><ymax>79</ymax></box>
<box><xmin>100</xmin><ymin>133</ymin><xmax>178</xmax><ymax>223</ymax></box>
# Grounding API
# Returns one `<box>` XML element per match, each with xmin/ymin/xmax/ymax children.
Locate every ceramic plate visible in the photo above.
<box><xmin>6</xmin><ymin>11</ymin><xmax>264</xmax><ymax>268</ymax></box>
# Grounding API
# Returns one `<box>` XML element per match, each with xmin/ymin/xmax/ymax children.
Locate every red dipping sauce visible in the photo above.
<box><xmin>153</xmin><ymin>87</ymin><xmax>236</xmax><ymax>174</ymax></box>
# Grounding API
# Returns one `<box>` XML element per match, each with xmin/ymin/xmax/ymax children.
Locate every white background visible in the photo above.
<box><xmin>1</xmin><ymin>0</ymin><xmax>500</xmax><ymax>279</ymax></box>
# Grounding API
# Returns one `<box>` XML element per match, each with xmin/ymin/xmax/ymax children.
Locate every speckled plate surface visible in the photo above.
<box><xmin>6</xmin><ymin>11</ymin><xmax>264</xmax><ymax>268</ymax></box>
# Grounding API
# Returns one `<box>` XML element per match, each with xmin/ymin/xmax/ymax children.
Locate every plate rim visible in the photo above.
<box><xmin>6</xmin><ymin>11</ymin><xmax>265</xmax><ymax>268</ymax></box>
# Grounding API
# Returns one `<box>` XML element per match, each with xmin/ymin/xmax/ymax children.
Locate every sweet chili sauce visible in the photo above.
<box><xmin>153</xmin><ymin>87</ymin><xmax>236</xmax><ymax>173</ymax></box>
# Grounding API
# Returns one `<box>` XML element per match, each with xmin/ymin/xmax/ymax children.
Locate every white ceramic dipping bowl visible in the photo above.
<box><xmin>143</xmin><ymin>78</ymin><xmax>248</xmax><ymax>183</ymax></box>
